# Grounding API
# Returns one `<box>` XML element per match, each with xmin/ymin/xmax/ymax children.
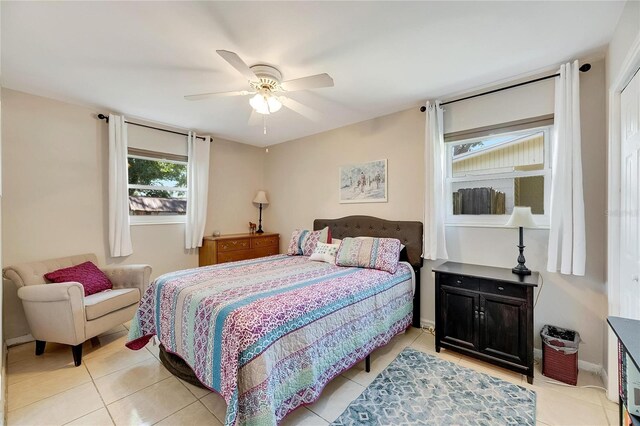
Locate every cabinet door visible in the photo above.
<box><xmin>479</xmin><ymin>294</ymin><xmax>527</xmax><ymax>364</ymax></box>
<box><xmin>440</xmin><ymin>286</ymin><xmax>479</xmax><ymax>351</ymax></box>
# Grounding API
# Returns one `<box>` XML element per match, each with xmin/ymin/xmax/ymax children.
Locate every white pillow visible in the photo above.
<box><xmin>309</xmin><ymin>242</ymin><xmax>340</xmax><ymax>264</ymax></box>
<box><xmin>331</xmin><ymin>238</ymin><xmax>342</xmax><ymax>245</ymax></box>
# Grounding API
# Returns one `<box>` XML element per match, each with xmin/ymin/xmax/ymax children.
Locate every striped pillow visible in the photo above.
<box><xmin>286</xmin><ymin>227</ymin><xmax>331</xmax><ymax>256</ymax></box>
<box><xmin>335</xmin><ymin>237</ymin><xmax>401</xmax><ymax>273</ymax></box>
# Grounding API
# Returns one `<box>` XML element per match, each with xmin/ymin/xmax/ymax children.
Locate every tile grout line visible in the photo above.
<box><xmin>150</xmin><ymin>399</ymin><xmax>202</xmax><ymax>425</ymax></box>
<box><xmin>83</xmin><ymin>350</ymin><xmax>117</xmax><ymax>426</ymax></box>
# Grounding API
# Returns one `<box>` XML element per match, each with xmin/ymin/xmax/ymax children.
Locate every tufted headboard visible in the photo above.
<box><xmin>313</xmin><ymin>216</ymin><xmax>424</xmax><ymax>270</ymax></box>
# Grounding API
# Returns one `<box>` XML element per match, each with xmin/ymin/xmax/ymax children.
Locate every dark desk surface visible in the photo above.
<box><xmin>433</xmin><ymin>261</ymin><xmax>539</xmax><ymax>287</ymax></box>
<box><xmin>607</xmin><ymin>316</ymin><xmax>640</xmax><ymax>372</ymax></box>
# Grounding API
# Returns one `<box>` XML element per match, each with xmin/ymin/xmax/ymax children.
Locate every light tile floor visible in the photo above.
<box><xmin>6</xmin><ymin>324</ymin><xmax>616</xmax><ymax>426</ymax></box>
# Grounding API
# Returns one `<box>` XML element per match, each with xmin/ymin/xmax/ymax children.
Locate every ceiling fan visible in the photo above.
<box><xmin>185</xmin><ymin>50</ymin><xmax>334</xmax><ymax>118</ymax></box>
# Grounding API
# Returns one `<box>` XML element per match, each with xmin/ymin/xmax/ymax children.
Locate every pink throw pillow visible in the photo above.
<box><xmin>44</xmin><ymin>261</ymin><xmax>112</xmax><ymax>296</ymax></box>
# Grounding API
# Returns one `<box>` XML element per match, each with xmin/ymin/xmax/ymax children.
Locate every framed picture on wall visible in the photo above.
<box><xmin>339</xmin><ymin>159</ymin><xmax>388</xmax><ymax>203</ymax></box>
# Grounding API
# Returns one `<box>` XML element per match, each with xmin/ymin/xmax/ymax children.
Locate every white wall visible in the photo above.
<box><xmin>264</xmin><ymin>59</ymin><xmax>608</xmax><ymax>367</ymax></box>
<box><xmin>1</xmin><ymin>88</ymin><xmax>264</xmax><ymax>341</ymax></box>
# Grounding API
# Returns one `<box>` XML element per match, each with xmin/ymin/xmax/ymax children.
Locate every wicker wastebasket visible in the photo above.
<box><xmin>540</xmin><ymin>325</ymin><xmax>580</xmax><ymax>385</ymax></box>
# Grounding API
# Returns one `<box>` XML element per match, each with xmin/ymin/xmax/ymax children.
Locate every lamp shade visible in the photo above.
<box><xmin>253</xmin><ymin>190</ymin><xmax>269</xmax><ymax>205</ymax></box>
<box><xmin>505</xmin><ymin>206</ymin><xmax>537</xmax><ymax>228</ymax></box>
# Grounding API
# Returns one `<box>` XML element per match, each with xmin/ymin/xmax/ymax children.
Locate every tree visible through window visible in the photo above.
<box><xmin>127</xmin><ymin>155</ymin><xmax>187</xmax><ymax>216</ymax></box>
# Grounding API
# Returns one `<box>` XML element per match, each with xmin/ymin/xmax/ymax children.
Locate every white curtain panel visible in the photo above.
<box><xmin>108</xmin><ymin>114</ymin><xmax>133</xmax><ymax>257</ymax></box>
<box><xmin>185</xmin><ymin>133</ymin><xmax>211</xmax><ymax>250</ymax></box>
<box><xmin>424</xmin><ymin>101</ymin><xmax>449</xmax><ymax>260</ymax></box>
<box><xmin>547</xmin><ymin>60</ymin><xmax>586</xmax><ymax>275</ymax></box>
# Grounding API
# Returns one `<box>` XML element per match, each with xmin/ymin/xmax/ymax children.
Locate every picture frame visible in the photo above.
<box><xmin>339</xmin><ymin>159</ymin><xmax>388</xmax><ymax>203</ymax></box>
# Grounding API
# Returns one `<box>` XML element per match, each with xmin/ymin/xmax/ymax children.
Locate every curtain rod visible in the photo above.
<box><xmin>97</xmin><ymin>114</ymin><xmax>209</xmax><ymax>141</ymax></box>
<box><xmin>420</xmin><ymin>63</ymin><xmax>592</xmax><ymax>111</ymax></box>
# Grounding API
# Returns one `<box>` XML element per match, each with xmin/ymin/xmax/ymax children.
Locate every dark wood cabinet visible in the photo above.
<box><xmin>434</xmin><ymin>261</ymin><xmax>538</xmax><ymax>384</ymax></box>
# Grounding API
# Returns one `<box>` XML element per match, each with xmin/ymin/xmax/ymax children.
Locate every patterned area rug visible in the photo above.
<box><xmin>332</xmin><ymin>348</ymin><xmax>536</xmax><ymax>426</ymax></box>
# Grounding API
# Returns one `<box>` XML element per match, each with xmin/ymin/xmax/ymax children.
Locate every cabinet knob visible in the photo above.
<box><xmin>456</xmin><ymin>280</ymin><xmax>462</xmax><ymax>285</ymax></box>
<box><xmin>498</xmin><ymin>286</ymin><xmax>505</xmax><ymax>291</ymax></box>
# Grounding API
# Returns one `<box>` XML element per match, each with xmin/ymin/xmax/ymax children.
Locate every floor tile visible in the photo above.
<box><xmin>535</xmin><ymin>386</ymin><xmax>609</xmax><ymax>426</ymax></box>
<box><xmin>530</xmin><ymin>363</ymin><xmax>605</xmax><ymax>406</ymax></box>
<box><xmin>8</xmin><ymin>349</ymin><xmax>76</xmax><ymax>386</ymax></box>
<box><xmin>85</xmin><ymin>345</ymin><xmax>153</xmax><ymax>379</ymax></box>
<box><xmin>155</xmin><ymin>401</ymin><xmax>221</xmax><ymax>426</ymax></box>
<box><xmin>179</xmin><ymin>379</ymin><xmax>211</xmax><ymax>399</ymax></box>
<box><xmin>281</xmin><ymin>406</ymin><xmax>329</xmax><ymax>426</ymax></box>
<box><xmin>66</xmin><ymin>407</ymin><xmax>114</xmax><ymax>426</ymax></box>
<box><xmin>83</xmin><ymin>332</ymin><xmax>129</xmax><ymax>361</ymax></box>
<box><xmin>341</xmin><ymin>330</ymin><xmax>422</xmax><ymax>387</ymax></box>
<box><xmin>306</xmin><ymin>375</ymin><xmax>364</xmax><ymax>423</ymax></box>
<box><xmin>8</xmin><ymin>382</ymin><xmax>104</xmax><ymax>426</ymax></box>
<box><xmin>94</xmin><ymin>357</ymin><xmax>171</xmax><ymax>404</ymax></box>
<box><xmin>99</xmin><ymin>324</ymin><xmax>127</xmax><ymax>337</ymax></box>
<box><xmin>106</xmin><ymin>377</ymin><xmax>195</xmax><ymax>426</ymax></box>
<box><xmin>200</xmin><ymin>393</ymin><xmax>228</xmax><ymax>424</ymax></box>
<box><xmin>8</xmin><ymin>363</ymin><xmax>92</xmax><ymax>411</ymax></box>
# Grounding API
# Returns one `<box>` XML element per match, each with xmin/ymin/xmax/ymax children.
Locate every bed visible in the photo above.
<box><xmin>126</xmin><ymin>216</ymin><xmax>423</xmax><ymax>425</ymax></box>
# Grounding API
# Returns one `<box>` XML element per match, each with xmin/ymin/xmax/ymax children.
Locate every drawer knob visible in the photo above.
<box><xmin>456</xmin><ymin>280</ymin><xmax>462</xmax><ymax>285</ymax></box>
<box><xmin>498</xmin><ymin>286</ymin><xmax>504</xmax><ymax>291</ymax></box>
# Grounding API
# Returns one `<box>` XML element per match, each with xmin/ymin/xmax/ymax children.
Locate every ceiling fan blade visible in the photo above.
<box><xmin>216</xmin><ymin>50</ymin><xmax>258</xmax><ymax>82</ymax></box>
<box><xmin>280</xmin><ymin>97</ymin><xmax>321</xmax><ymax>121</ymax></box>
<box><xmin>184</xmin><ymin>90</ymin><xmax>253</xmax><ymax>101</ymax></box>
<box><xmin>281</xmin><ymin>73</ymin><xmax>334</xmax><ymax>92</ymax></box>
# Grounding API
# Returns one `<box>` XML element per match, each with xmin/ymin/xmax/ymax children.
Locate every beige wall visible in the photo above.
<box><xmin>1</xmin><ymin>88</ymin><xmax>264</xmax><ymax>340</ymax></box>
<box><xmin>264</xmin><ymin>107</ymin><xmax>425</xmax><ymax>249</ymax></box>
<box><xmin>264</xmin><ymin>59</ymin><xmax>608</xmax><ymax>367</ymax></box>
<box><xmin>606</xmin><ymin>0</ymin><xmax>640</xmax><ymax>90</ymax></box>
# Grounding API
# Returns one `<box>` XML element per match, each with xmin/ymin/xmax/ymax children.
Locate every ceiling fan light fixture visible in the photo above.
<box><xmin>267</xmin><ymin>96</ymin><xmax>282</xmax><ymax>113</ymax></box>
<box><xmin>250</xmin><ymin>93</ymin><xmax>282</xmax><ymax>115</ymax></box>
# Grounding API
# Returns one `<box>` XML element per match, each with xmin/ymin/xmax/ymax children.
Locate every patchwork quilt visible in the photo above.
<box><xmin>126</xmin><ymin>254</ymin><xmax>413</xmax><ymax>425</ymax></box>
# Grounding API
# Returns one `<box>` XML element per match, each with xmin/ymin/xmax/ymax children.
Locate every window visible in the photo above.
<box><xmin>445</xmin><ymin>125</ymin><xmax>551</xmax><ymax>227</ymax></box>
<box><xmin>127</xmin><ymin>148</ymin><xmax>188</xmax><ymax>224</ymax></box>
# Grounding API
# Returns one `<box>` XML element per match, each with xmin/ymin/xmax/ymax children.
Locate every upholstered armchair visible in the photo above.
<box><xmin>3</xmin><ymin>253</ymin><xmax>151</xmax><ymax>366</ymax></box>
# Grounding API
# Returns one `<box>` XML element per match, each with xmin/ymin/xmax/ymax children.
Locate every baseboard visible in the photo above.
<box><xmin>6</xmin><ymin>334</ymin><xmax>33</xmax><ymax>347</ymax></box>
<box><xmin>533</xmin><ymin>348</ymin><xmax>603</xmax><ymax>374</ymax></box>
<box><xmin>420</xmin><ymin>319</ymin><xmax>435</xmax><ymax>329</ymax></box>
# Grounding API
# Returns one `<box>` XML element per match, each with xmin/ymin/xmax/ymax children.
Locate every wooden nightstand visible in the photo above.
<box><xmin>433</xmin><ymin>261</ymin><xmax>538</xmax><ymax>384</ymax></box>
<box><xmin>199</xmin><ymin>233</ymin><xmax>280</xmax><ymax>266</ymax></box>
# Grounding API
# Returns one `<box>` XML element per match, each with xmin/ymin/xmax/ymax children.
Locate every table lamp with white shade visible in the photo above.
<box><xmin>253</xmin><ymin>190</ymin><xmax>269</xmax><ymax>234</ymax></box>
<box><xmin>506</xmin><ymin>206</ymin><xmax>537</xmax><ymax>276</ymax></box>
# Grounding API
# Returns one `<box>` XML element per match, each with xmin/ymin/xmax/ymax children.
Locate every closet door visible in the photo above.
<box><xmin>620</xmin><ymin>70</ymin><xmax>640</xmax><ymax>319</ymax></box>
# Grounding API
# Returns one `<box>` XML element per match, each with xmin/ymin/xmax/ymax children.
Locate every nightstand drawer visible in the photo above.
<box><xmin>441</xmin><ymin>274</ymin><xmax>479</xmax><ymax>291</ymax></box>
<box><xmin>252</xmin><ymin>236</ymin><xmax>279</xmax><ymax>248</ymax></box>
<box><xmin>479</xmin><ymin>280</ymin><xmax>526</xmax><ymax>299</ymax></box>
<box><xmin>218</xmin><ymin>238</ymin><xmax>250</xmax><ymax>252</ymax></box>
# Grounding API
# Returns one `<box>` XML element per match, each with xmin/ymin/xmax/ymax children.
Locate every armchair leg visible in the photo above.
<box><xmin>35</xmin><ymin>340</ymin><xmax>46</xmax><ymax>356</ymax></box>
<box><xmin>71</xmin><ymin>344</ymin><xmax>83</xmax><ymax>367</ymax></box>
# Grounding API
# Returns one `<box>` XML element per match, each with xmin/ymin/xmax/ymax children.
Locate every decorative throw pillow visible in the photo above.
<box><xmin>287</xmin><ymin>227</ymin><xmax>331</xmax><ymax>256</ymax></box>
<box><xmin>44</xmin><ymin>261</ymin><xmax>113</xmax><ymax>296</ymax></box>
<box><xmin>331</xmin><ymin>238</ymin><xmax>342</xmax><ymax>245</ymax></box>
<box><xmin>335</xmin><ymin>237</ymin><xmax>402</xmax><ymax>273</ymax></box>
<box><xmin>309</xmin><ymin>242</ymin><xmax>341</xmax><ymax>264</ymax></box>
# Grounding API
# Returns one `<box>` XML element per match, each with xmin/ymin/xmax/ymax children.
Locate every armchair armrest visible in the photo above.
<box><xmin>101</xmin><ymin>264</ymin><xmax>152</xmax><ymax>293</ymax></box>
<box><xmin>18</xmin><ymin>282</ymin><xmax>84</xmax><ymax>303</ymax></box>
<box><xmin>17</xmin><ymin>283</ymin><xmax>86</xmax><ymax>345</ymax></box>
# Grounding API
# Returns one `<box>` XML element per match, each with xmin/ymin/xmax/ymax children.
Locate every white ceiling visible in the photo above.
<box><xmin>1</xmin><ymin>1</ymin><xmax>625</xmax><ymax>147</ymax></box>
